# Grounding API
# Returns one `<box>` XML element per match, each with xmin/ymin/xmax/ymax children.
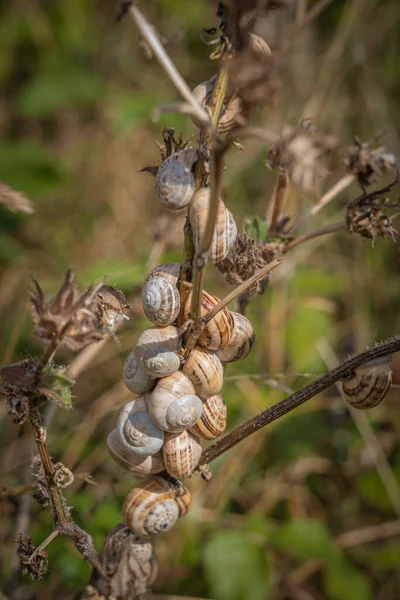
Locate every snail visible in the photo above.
<box><xmin>216</xmin><ymin>312</ymin><xmax>255</xmax><ymax>362</ymax></box>
<box><xmin>116</xmin><ymin>397</ymin><xmax>165</xmax><ymax>456</ymax></box>
<box><xmin>248</xmin><ymin>33</ymin><xmax>271</xmax><ymax>57</ymax></box>
<box><xmin>148</xmin><ymin>371</ymin><xmax>203</xmax><ymax>432</ymax></box>
<box><xmin>163</xmin><ymin>430</ymin><xmax>202</xmax><ymax>479</ymax></box>
<box><xmin>123</xmin><ymin>351</ymin><xmax>154</xmax><ymax>394</ymax></box>
<box><xmin>142</xmin><ymin>263</ymin><xmax>181</xmax><ymax>326</ymax></box>
<box><xmin>135</xmin><ymin>326</ymin><xmax>181</xmax><ymax>378</ymax></box>
<box><xmin>191</xmin><ymin>76</ymin><xmax>243</xmax><ymax>133</ymax></box>
<box><xmin>183</xmin><ymin>289</ymin><xmax>234</xmax><ymax>350</ymax></box>
<box><xmin>189</xmin><ymin>188</ymin><xmax>237</xmax><ymax>264</ymax></box>
<box><xmin>183</xmin><ymin>345</ymin><xmax>224</xmax><ymax>399</ymax></box>
<box><xmin>155</xmin><ymin>148</ymin><xmax>197</xmax><ymax>210</ymax></box>
<box><xmin>107</xmin><ymin>429</ymin><xmax>165</xmax><ymax>475</ymax></box>
<box><xmin>123</xmin><ymin>475</ymin><xmax>191</xmax><ymax>538</ymax></box>
<box><xmin>342</xmin><ymin>355</ymin><xmax>392</xmax><ymax>409</ymax></box>
<box><xmin>190</xmin><ymin>394</ymin><xmax>227</xmax><ymax>440</ymax></box>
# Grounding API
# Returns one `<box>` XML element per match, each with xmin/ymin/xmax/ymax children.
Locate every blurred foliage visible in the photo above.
<box><xmin>1</xmin><ymin>0</ymin><xmax>400</xmax><ymax>599</ymax></box>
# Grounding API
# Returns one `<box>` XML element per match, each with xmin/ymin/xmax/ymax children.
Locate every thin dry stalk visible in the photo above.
<box><xmin>286</xmin><ymin>221</ymin><xmax>346</xmax><ymax>250</ymax></box>
<box><xmin>269</xmin><ymin>169</ymin><xmax>289</xmax><ymax>232</ymax></box>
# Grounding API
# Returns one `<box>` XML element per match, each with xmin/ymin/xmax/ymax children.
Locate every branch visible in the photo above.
<box><xmin>285</xmin><ymin>220</ymin><xmax>346</xmax><ymax>250</ymax></box>
<box><xmin>198</xmin><ymin>337</ymin><xmax>400</xmax><ymax>467</ymax></box>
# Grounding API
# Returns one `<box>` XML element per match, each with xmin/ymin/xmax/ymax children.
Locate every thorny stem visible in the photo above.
<box><xmin>285</xmin><ymin>220</ymin><xmax>346</xmax><ymax>250</ymax></box>
<box><xmin>269</xmin><ymin>169</ymin><xmax>289</xmax><ymax>232</ymax></box>
<box><xmin>198</xmin><ymin>337</ymin><xmax>400</xmax><ymax>467</ymax></box>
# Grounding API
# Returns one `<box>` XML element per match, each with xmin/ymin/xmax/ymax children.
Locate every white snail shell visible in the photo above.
<box><xmin>117</xmin><ymin>398</ymin><xmax>165</xmax><ymax>456</ymax></box>
<box><xmin>163</xmin><ymin>430</ymin><xmax>203</xmax><ymax>479</ymax></box>
<box><xmin>342</xmin><ymin>356</ymin><xmax>392</xmax><ymax>409</ymax></box>
<box><xmin>123</xmin><ymin>475</ymin><xmax>192</xmax><ymax>538</ymax></box>
<box><xmin>184</xmin><ymin>289</ymin><xmax>234</xmax><ymax>350</ymax></box>
<box><xmin>148</xmin><ymin>371</ymin><xmax>203</xmax><ymax>433</ymax></box>
<box><xmin>155</xmin><ymin>149</ymin><xmax>197</xmax><ymax>210</ymax></box>
<box><xmin>142</xmin><ymin>263</ymin><xmax>181</xmax><ymax>326</ymax></box>
<box><xmin>191</xmin><ymin>77</ymin><xmax>243</xmax><ymax>133</ymax></box>
<box><xmin>107</xmin><ymin>429</ymin><xmax>165</xmax><ymax>475</ymax></box>
<box><xmin>190</xmin><ymin>394</ymin><xmax>227</xmax><ymax>440</ymax></box>
<box><xmin>123</xmin><ymin>351</ymin><xmax>154</xmax><ymax>394</ymax></box>
<box><xmin>216</xmin><ymin>312</ymin><xmax>255</xmax><ymax>362</ymax></box>
<box><xmin>135</xmin><ymin>326</ymin><xmax>181</xmax><ymax>378</ymax></box>
<box><xmin>183</xmin><ymin>345</ymin><xmax>224</xmax><ymax>400</ymax></box>
<box><xmin>189</xmin><ymin>188</ymin><xmax>237</xmax><ymax>264</ymax></box>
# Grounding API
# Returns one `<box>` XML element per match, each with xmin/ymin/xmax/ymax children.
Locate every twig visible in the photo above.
<box><xmin>201</xmin><ymin>258</ymin><xmax>283</xmax><ymax>326</ymax></box>
<box><xmin>285</xmin><ymin>221</ymin><xmax>346</xmax><ymax>250</ymax></box>
<box><xmin>127</xmin><ymin>5</ymin><xmax>210</xmax><ymax>127</ymax></box>
<box><xmin>28</xmin><ymin>530</ymin><xmax>60</xmax><ymax>563</ymax></box>
<box><xmin>269</xmin><ymin>169</ymin><xmax>289</xmax><ymax>232</ymax></box>
<box><xmin>198</xmin><ymin>337</ymin><xmax>400</xmax><ymax>467</ymax></box>
<box><xmin>335</xmin><ymin>519</ymin><xmax>400</xmax><ymax>549</ymax></box>
<box><xmin>278</xmin><ymin>0</ymin><xmax>336</xmax><ymax>56</ymax></box>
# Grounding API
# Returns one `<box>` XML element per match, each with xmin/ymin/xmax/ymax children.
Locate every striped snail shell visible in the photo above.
<box><xmin>183</xmin><ymin>289</ymin><xmax>234</xmax><ymax>350</ymax></box>
<box><xmin>135</xmin><ymin>326</ymin><xmax>181</xmax><ymax>378</ymax></box>
<box><xmin>163</xmin><ymin>430</ymin><xmax>202</xmax><ymax>479</ymax></box>
<box><xmin>155</xmin><ymin>148</ymin><xmax>197</xmax><ymax>210</ymax></box>
<box><xmin>107</xmin><ymin>429</ymin><xmax>165</xmax><ymax>475</ymax></box>
<box><xmin>149</xmin><ymin>371</ymin><xmax>203</xmax><ymax>433</ymax></box>
<box><xmin>190</xmin><ymin>394</ymin><xmax>227</xmax><ymax>440</ymax></box>
<box><xmin>342</xmin><ymin>355</ymin><xmax>392</xmax><ymax>409</ymax></box>
<box><xmin>142</xmin><ymin>263</ymin><xmax>181</xmax><ymax>326</ymax></box>
<box><xmin>248</xmin><ymin>33</ymin><xmax>272</xmax><ymax>57</ymax></box>
<box><xmin>117</xmin><ymin>397</ymin><xmax>164</xmax><ymax>456</ymax></box>
<box><xmin>183</xmin><ymin>345</ymin><xmax>224</xmax><ymax>400</ymax></box>
<box><xmin>123</xmin><ymin>351</ymin><xmax>154</xmax><ymax>394</ymax></box>
<box><xmin>123</xmin><ymin>475</ymin><xmax>191</xmax><ymax>538</ymax></box>
<box><xmin>189</xmin><ymin>188</ymin><xmax>237</xmax><ymax>264</ymax></box>
<box><xmin>216</xmin><ymin>312</ymin><xmax>255</xmax><ymax>362</ymax></box>
<box><xmin>191</xmin><ymin>76</ymin><xmax>243</xmax><ymax>133</ymax></box>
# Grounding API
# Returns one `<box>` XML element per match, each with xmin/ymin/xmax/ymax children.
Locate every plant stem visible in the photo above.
<box><xmin>269</xmin><ymin>169</ymin><xmax>289</xmax><ymax>232</ymax></box>
<box><xmin>285</xmin><ymin>220</ymin><xmax>346</xmax><ymax>250</ymax></box>
<box><xmin>198</xmin><ymin>337</ymin><xmax>400</xmax><ymax>467</ymax></box>
<box><xmin>28</xmin><ymin>530</ymin><xmax>60</xmax><ymax>563</ymax></box>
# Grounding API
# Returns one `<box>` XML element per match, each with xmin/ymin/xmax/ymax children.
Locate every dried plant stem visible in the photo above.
<box><xmin>128</xmin><ymin>5</ymin><xmax>209</xmax><ymax>127</ymax></box>
<box><xmin>28</xmin><ymin>530</ymin><xmax>60</xmax><ymax>563</ymax></box>
<box><xmin>285</xmin><ymin>220</ymin><xmax>346</xmax><ymax>250</ymax></box>
<box><xmin>198</xmin><ymin>337</ymin><xmax>400</xmax><ymax>467</ymax></box>
<box><xmin>202</xmin><ymin>258</ymin><xmax>283</xmax><ymax>326</ymax></box>
<box><xmin>335</xmin><ymin>519</ymin><xmax>400</xmax><ymax>549</ymax></box>
<box><xmin>278</xmin><ymin>0</ymin><xmax>336</xmax><ymax>56</ymax></box>
<box><xmin>290</xmin><ymin>173</ymin><xmax>355</xmax><ymax>233</ymax></box>
<box><xmin>269</xmin><ymin>169</ymin><xmax>289</xmax><ymax>231</ymax></box>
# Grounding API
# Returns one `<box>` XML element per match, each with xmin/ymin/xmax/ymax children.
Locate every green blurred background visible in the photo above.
<box><xmin>1</xmin><ymin>0</ymin><xmax>400</xmax><ymax>598</ymax></box>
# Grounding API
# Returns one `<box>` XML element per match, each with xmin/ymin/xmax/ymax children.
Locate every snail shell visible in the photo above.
<box><xmin>183</xmin><ymin>290</ymin><xmax>234</xmax><ymax>350</ymax></box>
<box><xmin>123</xmin><ymin>351</ymin><xmax>154</xmax><ymax>394</ymax></box>
<box><xmin>248</xmin><ymin>33</ymin><xmax>272</xmax><ymax>57</ymax></box>
<box><xmin>155</xmin><ymin>149</ymin><xmax>197</xmax><ymax>211</ymax></box>
<box><xmin>163</xmin><ymin>430</ymin><xmax>202</xmax><ymax>479</ymax></box>
<box><xmin>149</xmin><ymin>371</ymin><xmax>203</xmax><ymax>433</ymax></box>
<box><xmin>142</xmin><ymin>263</ymin><xmax>181</xmax><ymax>326</ymax></box>
<box><xmin>183</xmin><ymin>346</ymin><xmax>224</xmax><ymax>399</ymax></box>
<box><xmin>342</xmin><ymin>356</ymin><xmax>392</xmax><ymax>409</ymax></box>
<box><xmin>216</xmin><ymin>312</ymin><xmax>255</xmax><ymax>362</ymax></box>
<box><xmin>191</xmin><ymin>77</ymin><xmax>243</xmax><ymax>133</ymax></box>
<box><xmin>123</xmin><ymin>475</ymin><xmax>192</xmax><ymax>538</ymax></box>
<box><xmin>135</xmin><ymin>326</ymin><xmax>181</xmax><ymax>378</ymax></box>
<box><xmin>190</xmin><ymin>394</ymin><xmax>227</xmax><ymax>440</ymax></box>
<box><xmin>189</xmin><ymin>188</ymin><xmax>237</xmax><ymax>264</ymax></box>
<box><xmin>107</xmin><ymin>429</ymin><xmax>165</xmax><ymax>475</ymax></box>
<box><xmin>117</xmin><ymin>398</ymin><xmax>164</xmax><ymax>456</ymax></box>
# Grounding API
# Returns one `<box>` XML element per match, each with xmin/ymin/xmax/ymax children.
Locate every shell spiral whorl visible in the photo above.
<box><xmin>142</xmin><ymin>263</ymin><xmax>181</xmax><ymax>326</ymax></box>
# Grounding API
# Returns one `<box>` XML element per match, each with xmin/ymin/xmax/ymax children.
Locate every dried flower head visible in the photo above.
<box><xmin>266</xmin><ymin>120</ymin><xmax>337</xmax><ymax>198</ymax></box>
<box><xmin>17</xmin><ymin>533</ymin><xmax>48</xmax><ymax>580</ymax></box>
<box><xmin>346</xmin><ymin>177</ymin><xmax>399</xmax><ymax>246</ymax></box>
<box><xmin>95</xmin><ymin>285</ymin><xmax>131</xmax><ymax>332</ymax></box>
<box><xmin>30</xmin><ymin>270</ymin><xmax>109</xmax><ymax>350</ymax></box>
<box><xmin>140</xmin><ymin>128</ymin><xmax>191</xmax><ymax>177</ymax></box>
<box><xmin>344</xmin><ymin>137</ymin><xmax>397</xmax><ymax>186</ymax></box>
<box><xmin>53</xmin><ymin>463</ymin><xmax>74</xmax><ymax>489</ymax></box>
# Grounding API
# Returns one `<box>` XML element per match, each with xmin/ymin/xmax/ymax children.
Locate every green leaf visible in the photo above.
<box><xmin>245</xmin><ymin>216</ymin><xmax>268</xmax><ymax>241</ymax></box>
<box><xmin>204</xmin><ymin>530</ymin><xmax>271</xmax><ymax>600</ymax></box>
<box><xmin>324</xmin><ymin>554</ymin><xmax>372</xmax><ymax>600</ymax></box>
<box><xmin>272</xmin><ymin>519</ymin><xmax>335</xmax><ymax>561</ymax></box>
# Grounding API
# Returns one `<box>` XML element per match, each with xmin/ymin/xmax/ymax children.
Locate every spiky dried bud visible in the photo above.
<box><xmin>344</xmin><ymin>137</ymin><xmax>397</xmax><ymax>186</ymax></box>
<box><xmin>266</xmin><ymin>120</ymin><xmax>337</xmax><ymax>198</ymax></box>
<box><xmin>17</xmin><ymin>533</ymin><xmax>48</xmax><ymax>580</ymax></box>
<box><xmin>53</xmin><ymin>463</ymin><xmax>74</xmax><ymax>489</ymax></box>
<box><xmin>95</xmin><ymin>285</ymin><xmax>131</xmax><ymax>332</ymax></box>
<box><xmin>140</xmin><ymin>127</ymin><xmax>192</xmax><ymax>176</ymax></box>
<box><xmin>6</xmin><ymin>393</ymin><xmax>30</xmax><ymax>424</ymax></box>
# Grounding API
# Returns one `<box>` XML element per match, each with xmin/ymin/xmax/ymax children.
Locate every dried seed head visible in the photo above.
<box><xmin>343</xmin><ymin>137</ymin><xmax>397</xmax><ymax>186</ymax></box>
<box><xmin>17</xmin><ymin>533</ymin><xmax>48</xmax><ymax>580</ymax></box>
<box><xmin>266</xmin><ymin>120</ymin><xmax>337</xmax><ymax>198</ymax></box>
<box><xmin>95</xmin><ymin>285</ymin><xmax>131</xmax><ymax>331</ymax></box>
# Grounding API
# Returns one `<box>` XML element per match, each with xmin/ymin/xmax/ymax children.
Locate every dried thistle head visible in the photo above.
<box><xmin>266</xmin><ymin>120</ymin><xmax>337</xmax><ymax>198</ymax></box>
<box><xmin>17</xmin><ymin>533</ymin><xmax>48</xmax><ymax>580</ymax></box>
<box><xmin>343</xmin><ymin>137</ymin><xmax>397</xmax><ymax>186</ymax></box>
<box><xmin>29</xmin><ymin>270</ymin><xmax>119</xmax><ymax>350</ymax></box>
<box><xmin>346</xmin><ymin>177</ymin><xmax>399</xmax><ymax>246</ymax></box>
<box><xmin>95</xmin><ymin>285</ymin><xmax>131</xmax><ymax>332</ymax></box>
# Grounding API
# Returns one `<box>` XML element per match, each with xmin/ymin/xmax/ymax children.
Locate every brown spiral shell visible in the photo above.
<box><xmin>183</xmin><ymin>290</ymin><xmax>234</xmax><ymax>350</ymax></box>
<box><xmin>142</xmin><ymin>263</ymin><xmax>181</xmax><ymax>326</ymax></box>
<box><xmin>248</xmin><ymin>33</ymin><xmax>272</xmax><ymax>57</ymax></box>
<box><xmin>182</xmin><ymin>345</ymin><xmax>224</xmax><ymax>399</ymax></box>
<box><xmin>163</xmin><ymin>430</ymin><xmax>203</xmax><ymax>479</ymax></box>
<box><xmin>191</xmin><ymin>76</ymin><xmax>243</xmax><ymax>133</ymax></box>
<box><xmin>216</xmin><ymin>312</ymin><xmax>255</xmax><ymax>362</ymax></box>
<box><xmin>342</xmin><ymin>356</ymin><xmax>392</xmax><ymax>409</ymax></box>
<box><xmin>123</xmin><ymin>475</ymin><xmax>192</xmax><ymax>538</ymax></box>
<box><xmin>190</xmin><ymin>394</ymin><xmax>227</xmax><ymax>440</ymax></box>
<box><xmin>107</xmin><ymin>429</ymin><xmax>165</xmax><ymax>475</ymax></box>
